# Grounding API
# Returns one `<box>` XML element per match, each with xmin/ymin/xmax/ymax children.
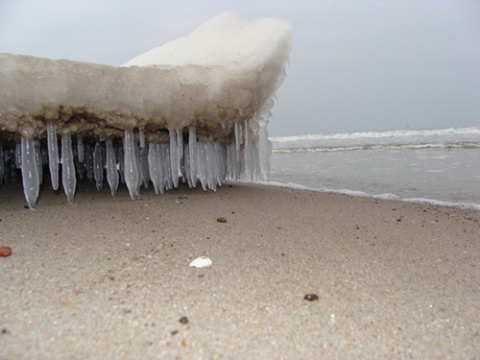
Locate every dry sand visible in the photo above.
<box><xmin>0</xmin><ymin>182</ymin><xmax>479</xmax><ymax>359</ymax></box>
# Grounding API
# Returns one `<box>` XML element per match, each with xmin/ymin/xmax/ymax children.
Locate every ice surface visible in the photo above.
<box><xmin>0</xmin><ymin>12</ymin><xmax>291</xmax><ymax>206</ymax></box>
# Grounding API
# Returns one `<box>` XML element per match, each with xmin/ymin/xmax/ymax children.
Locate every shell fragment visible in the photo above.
<box><xmin>189</xmin><ymin>256</ymin><xmax>213</xmax><ymax>268</ymax></box>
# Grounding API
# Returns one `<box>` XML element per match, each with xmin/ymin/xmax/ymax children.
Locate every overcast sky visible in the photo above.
<box><xmin>1</xmin><ymin>0</ymin><xmax>479</xmax><ymax>136</ymax></box>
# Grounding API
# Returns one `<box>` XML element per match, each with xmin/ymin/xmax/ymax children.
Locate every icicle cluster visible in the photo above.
<box><xmin>0</xmin><ymin>13</ymin><xmax>291</xmax><ymax>207</ymax></box>
<box><xmin>0</xmin><ymin>121</ymin><xmax>270</xmax><ymax>208</ymax></box>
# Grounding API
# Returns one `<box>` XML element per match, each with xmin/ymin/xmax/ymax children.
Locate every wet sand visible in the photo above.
<box><xmin>1</xmin><ymin>182</ymin><xmax>479</xmax><ymax>359</ymax></box>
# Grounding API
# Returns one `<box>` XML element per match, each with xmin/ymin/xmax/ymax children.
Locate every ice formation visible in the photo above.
<box><xmin>0</xmin><ymin>12</ymin><xmax>291</xmax><ymax>208</ymax></box>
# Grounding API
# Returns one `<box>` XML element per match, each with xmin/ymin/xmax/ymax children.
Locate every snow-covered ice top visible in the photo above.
<box><xmin>0</xmin><ymin>12</ymin><xmax>292</xmax><ymax>142</ymax></box>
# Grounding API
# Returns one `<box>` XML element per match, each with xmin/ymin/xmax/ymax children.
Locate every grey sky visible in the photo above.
<box><xmin>1</xmin><ymin>0</ymin><xmax>479</xmax><ymax>136</ymax></box>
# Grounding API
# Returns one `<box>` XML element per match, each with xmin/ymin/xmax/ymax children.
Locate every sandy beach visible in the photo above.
<box><xmin>0</xmin><ymin>182</ymin><xmax>479</xmax><ymax>359</ymax></box>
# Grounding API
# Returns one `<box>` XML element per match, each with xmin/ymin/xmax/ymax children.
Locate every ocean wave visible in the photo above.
<box><xmin>273</xmin><ymin>141</ymin><xmax>480</xmax><ymax>154</ymax></box>
<box><xmin>270</xmin><ymin>126</ymin><xmax>480</xmax><ymax>143</ymax></box>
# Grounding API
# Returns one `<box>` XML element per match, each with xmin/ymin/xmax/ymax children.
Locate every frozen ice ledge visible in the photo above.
<box><xmin>0</xmin><ymin>12</ymin><xmax>292</xmax><ymax>208</ymax></box>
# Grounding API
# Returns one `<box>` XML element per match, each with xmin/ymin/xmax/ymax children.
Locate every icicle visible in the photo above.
<box><xmin>41</xmin><ymin>144</ymin><xmax>48</xmax><ymax>166</ymax></box>
<box><xmin>140</xmin><ymin>144</ymin><xmax>150</xmax><ymax>188</ymax></box>
<box><xmin>184</xmin><ymin>143</ymin><xmax>191</xmax><ymax>187</ymax></box>
<box><xmin>117</xmin><ymin>144</ymin><xmax>125</xmax><ymax>184</ymax></box>
<box><xmin>188</xmin><ymin>127</ymin><xmax>197</xmax><ymax>187</ymax></box>
<box><xmin>61</xmin><ymin>132</ymin><xmax>76</xmax><ymax>203</ymax></box>
<box><xmin>197</xmin><ymin>142</ymin><xmax>208</xmax><ymax>191</ymax></box>
<box><xmin>176</xmin><ymin>128</ymin><xmax>183</xmax><ymax>168</ymax></box>
<box><xmin>134</xmin><ymin>136</ymin><xmax>142</xmax><ymax>194</ymax></box>
<box><xmin>140</xmin><ymin>143</ymin><xmax>151</xmax><ymax>189</ymax></box>
<box><xmin>47</xmin><ymin>123</ymin><xmax>59</xmax><ymax>190</ymax></box>
<box><xmin>15</xmin><ymin>141</ymin><xmax>22</xmax><ymax>169</ymax></box>
<box><xmin>77</xmin><ymin>134</ymin><xmax>84</xmax><ymax>162</ymax></box>
<box><xmin>123</xmin><ymin>129</ymin><xmax>140</xmax><ymax>200</ymax></box>
<box><xmin>75</xmin><ymin>153</ymin><xmax>86</xmax><ymax>181</ymax></box>
<box><xmin>148</xmin><ymin>141</ymin><xmax>164</xmax><ymax>194</ymax></box>
<box><xmin>243</xmin><ymin>120</ymin><xmax>254</xmax><ymax>180</ymax></box>
<box><xmin>214</xmin><ymin>142</ymin><xmax>226</xmax><ymax>185</ymax></box>
<box><xmin>168</xmin><ymin>129</ymin><xmax>179</xmax><ymax>188</ymax></box>
<box><xmin>225</xmin><ymin>143</ymin><xmax>234</xmax><ymax>180</ymax></box>
<box><xmin>205</xmin><ymin>142</ymin><xmax>216</xmax><ymax>190</ymax></box>
<box><xmin>233</xmin><ymin>121</ymin><xmax>244</xmax><ymax>180</ymax></box>
<box><xmin>258</xmin><ymin>122</ymin><xmax>271</xmax><ymax>182</ymax></box>
<box><xmin>20</xmin><ymin>137</ymin><xmax>40</xmax><ymax>209</ymax></box>
<box><xmin>234</xmin><ymin>121</ymin><xmax>243</xmax><ymax>151</ymax></box>
<box><xmin>139</xmin><ymin>128</ymin><xmax>145</xmax><ymax>149</ymax></box>
<box><xmin>105</xmin><ymin>138</ymin><xmax>119</xmax><ymax>196</ymax></box>
<box><xmin>34</xmin><ymin>140</ymin><xmax>43</xmax><ymax>185</ymax></box>
<box><xmin>93</xmin><ymin>140</ymin><xmax>104</xmax><ymax>190</ymax></box>
<box><xmin>162</xmin><ymin>143</ymin><xmax>173</xmax><ymax>190</ymax></box>
<box><xmin>85</xmin><ymin>145</ymin><xmax>94</xmax><ymax>183</ymax></box>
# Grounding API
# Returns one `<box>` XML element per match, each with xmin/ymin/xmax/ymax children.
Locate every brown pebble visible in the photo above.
<box><xmin>179</xmin><ymin>316</ymin><xmax>189</xmax><ymax>324</ymax></box>
<box><xmin>0</xmin><ymin>247</ymin><xmax>12</xmax><ymax>257</ymax></box>
<box><xmin>304</xmin><ymin>293</ymin><xmax>319</xmax><ymax>301</ymax></box>
<box><xmin>216</xmin><ymin>217</ymin><xmax>227</xmax><ymax>223</ymax></box>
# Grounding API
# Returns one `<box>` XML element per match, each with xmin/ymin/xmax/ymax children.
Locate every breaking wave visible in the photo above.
<box><xmin>271</xmin><ymin>127</ymin><xmax>480</xmax><ymax>154</ymax></box>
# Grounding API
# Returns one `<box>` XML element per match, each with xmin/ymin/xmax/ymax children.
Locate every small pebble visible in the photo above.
<box><xmin>217</xmin><ymin>217</ymin><xmax>227</xmax><ymax>223</ymax></box>
<box><xmin>304</xmin><ymin>293</ymin><xmax>319</xmax><ymax>301</ymax></box>
<box><xmin>0</xmin><ymin>247</ymin><xmax>12</xmax><ymax>257</ymax></box>
<box><xmin>179</xmin><ymin>316</ymin><xmax>189</xmax><ymax>325</ymax></box>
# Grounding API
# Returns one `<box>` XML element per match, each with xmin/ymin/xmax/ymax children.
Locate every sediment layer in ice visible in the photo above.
<box><xmin>0</xmin><ymin>12</ymin><xmax>292</xmax><ymax>207</ymax></box>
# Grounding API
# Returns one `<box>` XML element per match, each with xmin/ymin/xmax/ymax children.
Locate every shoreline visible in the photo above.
<box><xmin>1</xmin><ymin>182</ymin><xmax>479</xmax><ymax>358</ymax></box>
<box><xmin>265</xmin><ymin>180</ymin><xmax>480</xmax><ymax>212</ymax></box>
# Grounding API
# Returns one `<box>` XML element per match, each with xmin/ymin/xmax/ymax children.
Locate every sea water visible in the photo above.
<box><xmin>270</xmin><ymin>127</ymin><xmax>480</xmax><ymax>209</ymax></box>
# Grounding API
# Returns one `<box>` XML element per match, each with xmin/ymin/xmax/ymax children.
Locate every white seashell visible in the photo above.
<box><xmin>189</xmin><ymin>256</ymin><xmax>213</xmax><ymax>268</ymax></box>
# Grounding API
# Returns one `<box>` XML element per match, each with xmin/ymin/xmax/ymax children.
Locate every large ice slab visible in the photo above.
<box><xmin>0</xmin><ymin>12</ymin><xmax>292</xmax><ymax>206</ymax></box>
